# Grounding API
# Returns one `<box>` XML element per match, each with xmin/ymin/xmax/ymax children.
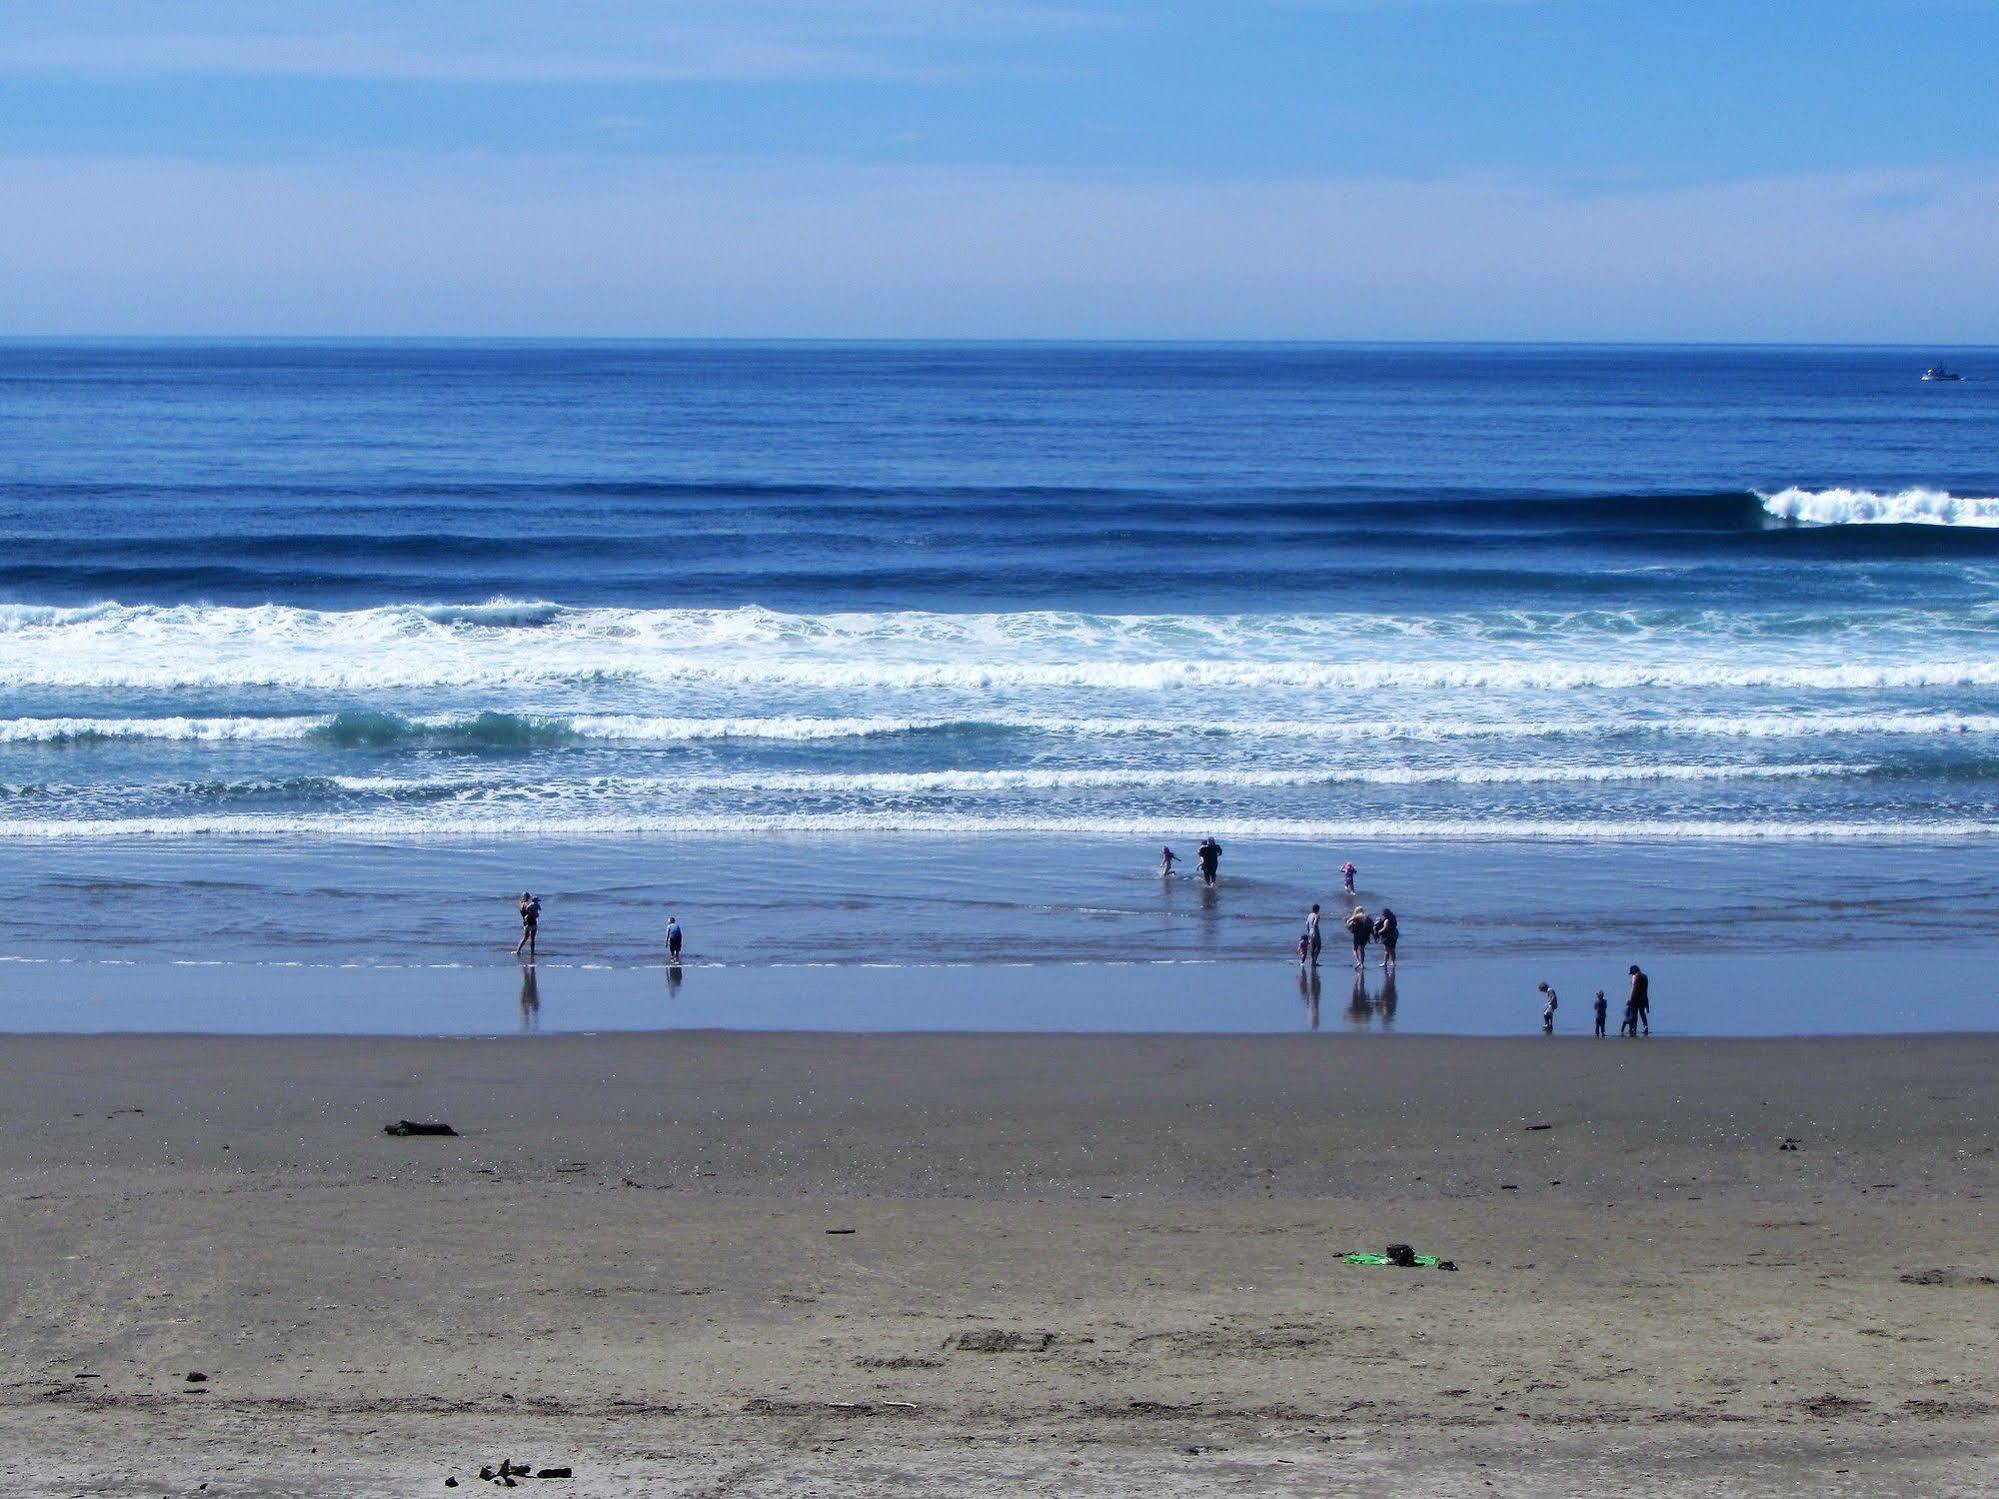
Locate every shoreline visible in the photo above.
<box><xmin>6</xmin><ymin>944</ymin><xmax>1996</xmax><ymax>1035</ymax></box>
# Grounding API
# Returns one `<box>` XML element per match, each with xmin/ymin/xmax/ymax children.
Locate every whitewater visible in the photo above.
<box><xmin>4</xmin><ymin>335</ymin><xmax>1999</xmax><ymax>1037</ymax></box>
<box><xmin>3</xmin><ymin>588</ymin><xmax>1997</xmax><ymax>838</ymax></box>
<box><xmin>6</xmin><ymin>341</ymin><xmax>1999</xmax><ymax>1001</ymax></box>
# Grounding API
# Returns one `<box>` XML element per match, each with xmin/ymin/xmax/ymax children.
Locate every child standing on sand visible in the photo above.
<box><xmin>1538</xmin><ymin>981</ymin><xmax>1558</xmax><ymax>1035</ymax></box>
<box><xmin>1593</xmin><ymin>990</ymin><xmax>1608</xmax><ymax>1037</ymax></box>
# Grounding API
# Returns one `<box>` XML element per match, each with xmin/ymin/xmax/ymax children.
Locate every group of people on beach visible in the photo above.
<box><xmin>1301</xmin><ymin>907</ymin><xmax>1399</xmax><ymax>971</ymax></box>
<box><xmin>1297</xmin><ymin>861</ymin><xmax>1398</xmax><ymax>972</ymax></box>
<box><xmin>515</xmin><ymin>892</ymin><xmax>684</xmax><ymax>964</ymax></box>
<box><xmin>1159</xmin><ymin>838</ymin><xmax>1225</xmax><ymax>886</ymax></box>
<box><xmin>516</xmin><ymin>854</ymin><xmax>1652</xmax><ymax>1039</ymax></box>
<box><xmin>1165</xmin><ymin>844</ymin><xmax>1401</xmax><ymax>971</ymax></box>
<box><xmin>1164</xmin><ymin>844</ymin><xmax>1658</xmax><ymax>1036</ymax></box>
<box><xmin>1537</xmin><ymin>966</ymin><xmax>1651</xmax><ymax>1036</ymax></box>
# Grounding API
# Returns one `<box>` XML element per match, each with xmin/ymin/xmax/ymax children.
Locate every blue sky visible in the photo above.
<box><xmin>2</xmin><ymin>0</ymin><xmax>1995</xmax><ymax>338</ymax></box>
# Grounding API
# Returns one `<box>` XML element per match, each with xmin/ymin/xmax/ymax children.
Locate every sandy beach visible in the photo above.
<box><xmin>2</xmin><ymin>1030</ymin><xmax>1995</xmax><ymax>1495</ymax></box>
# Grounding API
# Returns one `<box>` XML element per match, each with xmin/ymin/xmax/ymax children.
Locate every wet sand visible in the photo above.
<box><xmin>3</xmin><ymin>1031</ymin><xmax>1996</xmax><ymax>1495</ymax></box>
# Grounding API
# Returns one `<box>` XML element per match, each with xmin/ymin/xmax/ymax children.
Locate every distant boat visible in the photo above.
<box><xmin>1922</xmin><ymin>364</ymin><xmax>1963</xmax><ymax>382</ymax></box>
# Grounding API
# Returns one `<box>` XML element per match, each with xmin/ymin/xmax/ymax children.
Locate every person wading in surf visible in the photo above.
<box><xmin>1374</xmin><ymin>907</ymin><xmax>1398</xmax><ymax>971</ymax></box>
<box><xmin>515</xmin><ymin>891</ymin><xmax>541</xmax><ymax>958</ymax></box>
<box><xmin>1345</xmin><ymin>905</ymin><xmax>1372</xmax><ymax>970</ymax></box>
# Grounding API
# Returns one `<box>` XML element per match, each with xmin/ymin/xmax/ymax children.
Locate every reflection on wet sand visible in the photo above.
<box><xmin>667</xmin><ymin>963</ymin><xmax>684</xmax><ymax>999</ymax></box>
<box><xmin>1343</xmin><ymin>967</ymin><xmax>1398</xmax><ymax>1031</ymax></box>
<box><xmin>1297</xmin><ymin>964</ymin><xmax>1321</xmax><ymax>1030</ymax></box>
<box><xmin>519</xmin><ymin>962</ymin><xmax>540</xmax><ymax>1032</ymax></box>
<box><xmin>1196</xmin><ymin>879</ymin><xmax>1221</xmax><ymax>950</ymax></box>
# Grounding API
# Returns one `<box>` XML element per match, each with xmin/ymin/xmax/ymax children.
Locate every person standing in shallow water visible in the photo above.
<box><xmin>1628</xmin><ymin>964</ymin><xmax>1651</xmax><ymax>1035</ymax></box>
<box><xmin>1344</xmin><ymin>905</ymin><xmax>1372</xmax><ymax>970</ymax></box>
<box><xmin>666</xmin><ymin>914</ymin><xmax>683</xmax><ymax>962</ymax></box>
<box><xmin>1160</xmin><ymin>845</ymin><xmax>1180</xmax><ymax>878</ymax></box>
<box><xmin>1593</xmin><ymin>989</ymin><xmax>1608</xmax><ymax>1037</ymax></box>
<box><xmin>1197</xmin><ymin>837</ymin><xmax>1222</xmax><ymax>886</ymax></box>
<box><xmin>1305</xmin><ymin>903</ymin><xmax>1323</xmax><ymax>966</ymax></box>
<box><xmin>515</xmin><ymin>891</ymin><xmax>541</xmax><ymax>958</ymax></box>
<box><xmin>1538</xmin><ymin>981</ymin><xmax>1558</xmax><ymax>1035</ymax></box>
<box><xmin>1374</xmin><ymin>907</ymin><xmax>1398</xmax><ymax>971</ymax></box>
<box><xmin>1342</xmin><ymin>860</ymin><xmax>1357</xmax><ymax>896</ymax></box>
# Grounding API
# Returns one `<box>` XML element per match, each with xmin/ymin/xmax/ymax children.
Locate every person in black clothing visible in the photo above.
<box><xmin>1197</xmin><ymin>837</ymin><xmax>1222</xmax><ymax>886</ymax></box>
<box><xmin>1374</xmin><ymin>907</ymin><xmax>1398</xmax><ymax>971</ymax></box>
<box><xmin>515</xmin><ymin>891</ymin><xmax>541</xmax><ymax>958</ymax></box>
<box><xmin>1592</xmin><ymin>989</ymin><xmax>1608</xmax><ymax>1037</ymax></box>
<box><xmin>1628</xmin><ymin>964</ymin><xmax>1651</xmax><ymax>1036</ymax></box>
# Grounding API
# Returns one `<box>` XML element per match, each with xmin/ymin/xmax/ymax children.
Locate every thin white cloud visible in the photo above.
<box><xmin>0</xmin><ymin>152</ymin><xmax>1992</xmax><ymax>339</ymax></box>
<box><xmin>0</xmin><ymin>1</ymin><xmax>1106</xmax><ymax>83</ymax></box>
<box><xmin>0</xmin><ymin>32</ymin><xmax>926</xmax><ymax>84</ymax></box>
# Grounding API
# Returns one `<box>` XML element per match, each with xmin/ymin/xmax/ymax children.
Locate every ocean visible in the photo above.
<box><xmin>3</xmin><ymin>341</ymin><xmax>1997</xmax><ymax>1032</ymax></box>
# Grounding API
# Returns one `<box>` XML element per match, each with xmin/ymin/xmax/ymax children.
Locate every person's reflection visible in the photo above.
<box><xmin>1297</xmin><ymin>963</ymin><xmax>1321</xmax><ymax>1031</ymax></box>
<box><xmin>1346</xmin><ymin>968</ymin><xmax>1375</xmax><ymax>1029</ymax></box>
<box><xmin>1378</xmin><ymin>968</ymin><xmax>1398</xmax><ymax>1029</ymax></box>
<box><xmin>666</xmin><ymin>962</ymin><xmax>684</xmax><ymax>999</ymax></box>
<box><xmin>518</xmin><ymin>962</ymin><xmax>540</xmax><ymax>1032</ymax></box>
<box><xmin>1196</xmin><ymin>878</ymin><xmax>1220</xmax><ymax>950</ymax></box>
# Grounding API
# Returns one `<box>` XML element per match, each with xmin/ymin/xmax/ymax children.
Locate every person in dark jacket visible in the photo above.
<box><xmin>1373</xmin><ymin>908</ymin><xmax>1398</xmax><ymax>970</ymax></box>
<box><xmin>1628</xmin><ymin>964</ymin><xmax>1651</xmax><ymax>1036</ymax></box>
<box><xmin>515</xmin><ymin>891</ymin><xmax>541</xmax><ymax>958</ymax></box>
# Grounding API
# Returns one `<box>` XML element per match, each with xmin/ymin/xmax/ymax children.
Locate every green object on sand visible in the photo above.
<box><xmin>1343</xmin><ymin>1252</ymin><xmax>1442</xmax><ymax>1267</ymax></box>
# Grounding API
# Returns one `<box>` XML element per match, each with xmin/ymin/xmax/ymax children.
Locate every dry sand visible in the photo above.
<box><xmin>1</xmin><ymin>1031</ymin><xmax>1995</xmax><ymax>1495</ymax></box>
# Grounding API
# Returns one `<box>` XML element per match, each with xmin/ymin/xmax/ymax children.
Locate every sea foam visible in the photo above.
<box><xmin>1759</xmin><ymin>486</ymin><xmax>1999</xmax><ymax>528</ymax></box>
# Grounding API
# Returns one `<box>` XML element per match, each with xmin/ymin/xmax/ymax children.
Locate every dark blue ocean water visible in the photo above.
<box><xmin>4</xmin><ymin>342</ymin><xmax>1998</xmax><ymax>611</ymax></box>
<box><xmin>2</xmin><ymin>341</ymin><xmax>1998</xmax><ymax>1030</ymax></box>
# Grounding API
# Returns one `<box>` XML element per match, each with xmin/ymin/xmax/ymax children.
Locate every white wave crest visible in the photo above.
<box><xmin>7</xmin><ymin>657</ymin><xmax>1997</xmax><ymax>694</ymax></box>
<box><xmin>0</xmin><ymin>600</ymin><xmax>1987</xmax><ymax>696</ymax></box>
<box><xmin>0</xmin><ymin>812</ymin><xmax>1987</xmax><ymax>842</ymax></box>
<box><xmin>288</xmin><ymin>762</ymin><xmax>1885</xmax><ymax>796</ymax></box>
<box><xmin>6</xmin><ymin>762</ymin><xmax>1852</xmax><ymax>802</ymax></box>
<box><xmin>1759</xmin><ymin>486</ymin><xmax>1999</xmax><ymax>527</ymax></box>
<box><xmin>0</xmin><ymin>716</ymin><xmax>327</xmax><ymax>744</ymax></box>
<box><xmin>3</xmin><ymin>710</ymin><xmax>1997</xmax><ymax>746</ymax></box>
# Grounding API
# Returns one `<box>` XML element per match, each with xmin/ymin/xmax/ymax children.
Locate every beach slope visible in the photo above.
<box><xmin>2</xmin><ymin>1032</ymin><xmax>1996</xmax><ymax>1495</ymax></box>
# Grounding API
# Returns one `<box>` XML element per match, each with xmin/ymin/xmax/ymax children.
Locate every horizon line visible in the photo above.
<box><xmin>0</xmin><ymin>335</ymin><xmax>1991</xmax><ymax>351</ymax></box>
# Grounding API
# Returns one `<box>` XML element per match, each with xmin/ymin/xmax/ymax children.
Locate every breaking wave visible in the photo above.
<box><xmin>1759</xmin><ymin>487</ymin><xmax>1999</xmax><ymax>528</ymax></box>
<box><xmin>5</xmin><ymin>710</ymin><xmax>1999</xmax><ymax>748</ymax></box>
